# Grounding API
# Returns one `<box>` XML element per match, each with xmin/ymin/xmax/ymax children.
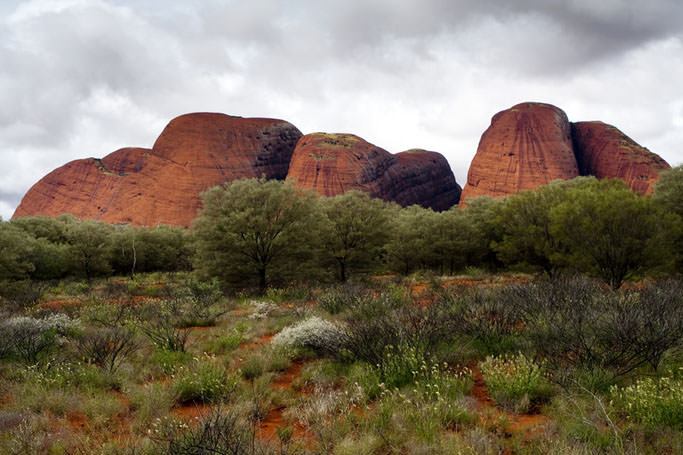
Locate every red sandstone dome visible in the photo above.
<box><xmin>460</xmin><ymin>102</ymin><xmax>670</xmax><ymax>203</ymax></box>
<box><xmin>13</xmin><ymin>113</ymin><xmax>303</xmax><ymax>227</ymax></box>
<box><xmin>460</xmin><ymin>102</ymin><xmax>579</xmax><ymax>203</ymax></box>
<box><xmin>571</xmin><ymin>121</ymin><xmax>670</xmax><ymax>195</ymax></box>
<box><xmin>285</xmin><ymin>133</ymin><xmax>461</xmax><ymax>210</ymax></box>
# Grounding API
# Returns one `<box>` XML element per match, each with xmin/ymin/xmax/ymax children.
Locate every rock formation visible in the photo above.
<box><xmin>461</xmin><ymin>102</ymin><xmax>579</xmax><ymax>202</ymax></box>
<box><xmin>285</xmin><ymin>133</ymin><xmax>460</xmax><ymax>210</ymax></box>
<box><xmin>460</xmin><ymin>102</ymin><xmax>670</xmax><ymax>203</ymax></box>
<box><xmin>13</xmin><ymin>113</ymin><xmax>303</xmax><ymax>227</ymax></box>
<box><xmin>571</xmin><ymin>121</ymin><xmax>670</xmax><ymax>195</ymax></box>
<box><xmin>15</xmin><ymin>103</ymin><xmax>668</xmax><ymax>225</ymax></box>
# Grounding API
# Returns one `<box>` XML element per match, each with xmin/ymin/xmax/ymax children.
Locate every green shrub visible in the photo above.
<box><xmin>206</xmin><ymin>330</ymin><xmax>243</xmax><ymax>354</ymax></box>
<box><xmin>137</xmin><ymin>301</ymin><xmax>191</xmax><ymax>352</ymax></box>
<box><xmin>130</xmin><ymin>383</ymin><xmax>175</xmax><ymax>429</ymax></box>
<box><xmin>172</xmin><ymin>357</ymin><xmax>238</xmax><ymax>405</ymax></box>
<box><xmin>318</xmin><ymin>284</ymin><xmax>368</xmax><ymax>315</ymax></box>
<box><xmin>611</xmin><ymin>376</ymin><xmax>683</xmax><ymax>428</ymax></box>
<box><xmin>347</xmin><ymin>362</ymin><xmax>383</xmax><ymax>401</ymax></box>
<box><xmin>379</xmin><ymin>344</ymin><xmax>426</xmax><ymax>390</ymax></box>
<box><xmin>77</xmin><ymin>326</ymin><xmax>139</xmax><ymax>373</ymax></box>
<box><xmin>378</xmin><ymin>343</ymin><xmax>473</xmax><ymax>395</ymax></box>
<box><xmin>240</xmin><ymin>354</ymin><xmax>266</xmax><ymax>381</ymax></box>
<box><xmin>380</xmin><ymin>363</ymin><xmax>473</xmax><ymax>444</ymax></box>
<box><xmin>0</xmin><ymin>314</ymin><xmax>79</xmax><ymax>362</ymax></box>
<box><xmin>150</xmin><ymin>349</ymin><xmax>191</xmax><ymax>376</ymax></box>
<box><xmin>480</xmin><ymin>353</ymin><xmax>552</xmax><ymax>413</ymax></box>
<box><xmin>149</xmin><ymin>410</ymin><xmax>257</xmax><ymax>454</ymax></box>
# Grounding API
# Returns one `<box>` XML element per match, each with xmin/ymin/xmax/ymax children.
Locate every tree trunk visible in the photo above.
<box><xmin>258</xmin><ymin>267</ymin><xmax>267</xmax><ymax>294</ymax></box>
<box><xmin>131</xmin><ymin>237</ymin><xmax>137</xmax><ymax>277</ymax></box>
<box><xmin>340</xmin><ymin>261</ymin><xmax>347</xmax><ymax>283</ymax></box>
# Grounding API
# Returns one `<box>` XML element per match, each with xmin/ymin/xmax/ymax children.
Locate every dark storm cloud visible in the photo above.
<box><xmin>1</xmin><ymin>0</ymin><xmax>682</xmax><ymax>219</ymax></box>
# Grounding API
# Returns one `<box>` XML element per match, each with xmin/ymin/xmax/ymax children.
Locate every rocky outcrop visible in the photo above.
<box><xmin>460</xmin><ymin>102</ymin><xmax>670</xmax><ymax>203</ymax></box>
<box><xmin>461</xmin><ymin>103</ymin><xmax>579</xmax><ymax>203</ymax></box>
<box><xmin>13</xmin><ymin>113</ymin><xmax>303</xmax><ymax>227</ymax></box>
<box><xmin>571</xmin><ymin>121</ymin><xmax>670</xmax><ymax>195</ymax></box>
<box><xmin>285</xmin><ymin>133</ymin><xmax>460</xmax><ymax>210</ymax></box>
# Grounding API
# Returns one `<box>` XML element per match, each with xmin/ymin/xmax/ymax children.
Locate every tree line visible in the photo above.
<box><xmin>2</xmin><ymin>166</ymin><xmax>683</xmax><ymax>292</ymax></box>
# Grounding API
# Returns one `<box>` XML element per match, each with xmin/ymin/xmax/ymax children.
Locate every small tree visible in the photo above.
<box><xmin>459</xmin><ymin>196</ymin><xmax>505</xmax><ymax>270</ymax></box>
<box><xmin>386</xmin><ymin>205</ymin><xmax>440</xmax><ymax>274</ymax></box>
<box><xmin>493</xmin><ymin>178</ymin><xmax>591</xmax><ymax>274</ymax></box>
<box><xmin>434</xmin><ymin>208</ymin><xmax>485</xmax><ymax>274</ymax></box>
<box><xmin>193</xmin><ymin>178</ymin><xmax>322</xmax><ymax>292</ymax></box>
<box><xmin>0</xmin><ymin>222</ymin><xmax>36</xmax><ymax>281</ymax></box>
<box><xmin>550</xmin><ymin>179</ymin><xmax>679</xmax><ymax>288</ymax></box>
<box><xmin>320</xmin><ymin>191</ymin><xmax>389</xmax><ymax>282</ymax></box>
<box><xmin>65</xmin><ymin>220</ymin><xmax>114</xmax><ymax>280</ymax></box>
<box><xmin>653</xmin><ymin>165</ymin><xmax>683</xmax><ymax>218</ymax></box>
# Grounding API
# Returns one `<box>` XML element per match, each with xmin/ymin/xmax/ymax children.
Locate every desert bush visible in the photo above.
<box><xmin>129</xmin><ymin>383</ymin><xmax>175</xmax><ymax>430</ymax></box>
<box><xmin>480</xmin><ymin>353</ymin><xmax>552</xmax><ymax>413</ymax></box>
<box><xmin>0</xmin><ymin>314</ymin><xmax>79</xmax><ymax>362</ymax></box>
<box><xmin>379</xmin><ymin>343</ymin><xmax>426</xmax><ymax>390</ymax></box>
<box><xmin>346</xmin><ymin>362</ymin><xmax>383</xmax><ymax>401</ymax></box>
<box><xmin>508</xmin><ymin>276</ymin><xmax>683</xmax><ymax>379</ymax></box>
<box><xmin>136</xmin><ymin>301</ymin><xmax>191</xmax><ymax>352</ymax></box>
<box><xmin>79</xmin><ymin>298</ymin><xmax>135</xmax><ymax>328</ymax></box>
<box><xmin>240</xmin><ymin>354</ymin><xmax>266</xmax><ymax>381</ymax></box>
<box><xmin>150</xmin><ymin>349</ymin><xmax>191</xmax><ymax>376</ymax></box>
<box><xmin>77</xmin><ymin>326</ymin><xmax>139</xmax><ymax>373</ymax></box>
<box><xmin>5</xmin><ymin>414</ymin><xmax>54</xmax><ymax>455</ymax></box>
<box><xmin>342</xmin><ymin>288</ymin><xmax>464</xmax><ymax>365</ymax></box>
<box><xmin>0</xmin><ymin>280</ymin><xmax>50</xmax><ymax>311</ymax></box>
<box><xmin>292</xmin><ymin>386</ymin><xmax>363</xmax><ymax>453</ymax></box>
<box><xmin>444</xmin><ymin>287</ymin><xmax>525</xmax><ymax>354</ymax></box>
<box><xmin>206</xmin><ymin>329</ymin><xmax>244</xmax><ymax>354</ymax></box>
<box><xmin>610</xmin><ymin>376</ymin><xmax>683</xmax><ymax>428</ymax></box>
<box><xmin>399</xmin><ymin>390</ymin><xmax>473</xmax><ymax>443</ymax></box>
<box><xmin>170</xmin><ymin>278</ymin><xmax>226</xmax><ymax>327</ymax></box>
<box><xmin>380</xmin><ymin>343</ymin><xmax>473</xmax><ymax>393</ymax></box>
<box><xmin>249</xmin><ymin>300</ymin><xmax>277</xmax><ymax>320</ymax></box>
<box><xmin>317</xmin><ymin>283</ymin><xmax>369</xmax><ymax>315</ymax></box>
<box><xmin>265</xmin><ymin>286</ymin><xmax>313</xmax><ymax>303</ymax></box>
<box><xmin>172</xmin><ymin>357</ymin><xmax>238</xmax><ymax>405</ymax></box>
<box><xmin>272</xmin><ymin>316</ymin><xmax>349</xmax><ymax>356</ymax></box>
<box><xmin>149</xmin><ymin>410</ymin><xmax>267</xmax><ymax>455</ymax></box>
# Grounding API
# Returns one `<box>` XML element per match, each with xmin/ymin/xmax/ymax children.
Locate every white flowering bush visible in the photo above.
<box><xmin>0</xmin><ymin>314</ymin><xmax>80</xmax><ymax>362</ymax></box>
<box><xmin>610</xmin><ymin>376</ymin><xmax>683</xmax><ymax>428</ymax></box>
<box><xmin>480</xmin><ymin>353</ymin><xmax>552</xmax><ymax>413</ymax></box>
<box><xmin>248</xmin><ymin>300</ymin><xmax>277</xmax><ymax>320</ymax></box>
<box><xmin>271</xmin><ymin>316</ymin><xmax>348</xmax><ymax>355</ymax></box>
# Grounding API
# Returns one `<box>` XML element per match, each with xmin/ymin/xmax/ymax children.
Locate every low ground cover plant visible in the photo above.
<box><xmin>480</xmin><ymin>353</ymin><xmax>552</xmax><ymax>413</ymax></box>
<box><xmin>172</xmin><ymin>356</ymin><xmax>238</xmax><ymax>405</ymax></box>
<box><xmin>610</xmin><ymin>376</ymin><xmax>683</xmax><ymax>428</ymax></box>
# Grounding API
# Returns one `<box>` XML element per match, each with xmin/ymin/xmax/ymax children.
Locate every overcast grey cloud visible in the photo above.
<box><xmin>1</xmin><ymin>0</ymin><xmax>682</xmax><ymax>219</ymax></box>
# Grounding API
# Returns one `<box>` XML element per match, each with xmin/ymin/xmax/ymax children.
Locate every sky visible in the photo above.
<box><xmin>1</xmin><ymin>0</ymin><xmax>682</xmax><ymax>220</ymax></box>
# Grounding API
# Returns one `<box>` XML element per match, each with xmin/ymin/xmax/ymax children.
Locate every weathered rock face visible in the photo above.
<box><xmin>460</xmin><ymin>102</ymin><xmax>670</xmax><ymax>203</ymax></box>
<box><xmin>571</xmin><ymin>121</ymin><xmax>670</xmax><ymax>195</ymax></box>
<box><xmin>385</xmin><ymin>150</ymin><xmax>462</xmax><ymax>210</ymax></box>
<box><xmin>461</xmin><ymin>102</ymin><xmax>579</xmax><ymax>203</ymax></box>
<box><xmin>13</xmin><ymin>113</ymin><xmax>303</xmax><ymax>227</ymax></box>
<box><xmin>285</xmin><ymin>133</ymin><xmax>460</xmax><ymax>210</ymax></box>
